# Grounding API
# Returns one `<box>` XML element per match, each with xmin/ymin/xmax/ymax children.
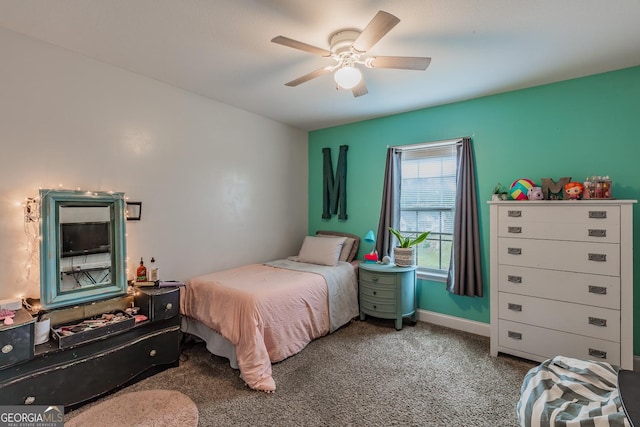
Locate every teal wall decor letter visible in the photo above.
<box><xmin>322</xmin><ymin>145</ymin><xmax>348</xmax><ymax>220</ymax></box>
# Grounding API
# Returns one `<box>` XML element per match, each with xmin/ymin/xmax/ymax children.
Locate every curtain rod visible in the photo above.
<box><xmin>388</xmin><ymin>137</ymin><xmax>468</xmax><ymax>151</ymax></box>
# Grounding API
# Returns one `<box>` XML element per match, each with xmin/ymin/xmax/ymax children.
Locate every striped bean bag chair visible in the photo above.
<box><xmin>517</xmin><ymin>356</ymin><xmax>630</xmax><ymax>427</ymax></box>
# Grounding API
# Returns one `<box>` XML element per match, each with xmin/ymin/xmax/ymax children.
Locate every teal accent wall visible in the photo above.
<box><xmin>309</xmin><ymin>66</ymin><xmax>640</xmax><ymax>355</ymax></box>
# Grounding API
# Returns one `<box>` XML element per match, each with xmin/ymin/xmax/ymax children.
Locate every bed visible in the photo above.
<box><xmin>179</xmin><ymin>231</ymin><xmax>360</xmax><ymax>392</ymax></box>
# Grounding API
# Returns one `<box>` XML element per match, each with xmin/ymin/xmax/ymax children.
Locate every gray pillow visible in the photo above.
<box><xmin>297</xmin><ymin>236</ymin><xmax>347</xmax><ymax>266</ymax></box>
<box><xmin>316</xmin><ymin>230</ymin><xmax>361</xmax><ymax>262</ymax></box>
<box><xmin>316</xmin><ymin>235</ymin><xmax>355</xmax><ymax>262</ymax></box>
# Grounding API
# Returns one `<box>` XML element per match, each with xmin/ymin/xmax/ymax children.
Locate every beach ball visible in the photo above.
<box><xmin>509</xmin><ymin>178</ymin><xmax>535</xmax><ymax>200</ymax></box>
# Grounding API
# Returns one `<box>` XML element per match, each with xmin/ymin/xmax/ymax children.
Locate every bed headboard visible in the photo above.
<box><xmin>315</xmin><ymin>230</ymin><xmax>360</xmax><ymax>262</ymax></box>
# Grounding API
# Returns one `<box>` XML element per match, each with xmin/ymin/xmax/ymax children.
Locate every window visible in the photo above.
<box><xmin>398</xmin><ymin>142</ymin><xmax>458</xmax><ymax>279</ymax></box>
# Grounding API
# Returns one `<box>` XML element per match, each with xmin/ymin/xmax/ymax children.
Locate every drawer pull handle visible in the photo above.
<box><xmin>149</xmin><ymin>349</ymin><xmax>157</xmax><ymax>357</ymax></box>
<box><xmin>508</xmin><ymin>226</ymin><xmax>522</xmax><ymax>234</ymax></box>
<box><xmin>507</xmin><ymin>247</ymin><xmax>522</xmax><ymax>255</ymax></box>
<box><xmin>588</xmin><ymin>229</ymin><xmax>607</xmax><ymax>237</ymax></box>
<box><xmin>24</xmin><ymin>396</ymin><xmax>35</xmax><ymax>405</ymax></box>
<box><xmin>508</xmin><ymin>331</ymin><xmax>522</xmax><ymax>340</ymax></box>
<box><xmin>373</xmin><ymin>291</ymin><xmax>377</xmax><ymax>295</ymax></box>
<box><xmin>507</xmin><ymin>275</ymin><xmax>522</xmax><ymax>284</ymax></box>
<box><xmin>588</xmin><ymin>253</ymin><xmax>607</xmax><ymax>262</ymax></box>
<box><xmin>508</xmin><ymin>210</ymin><xmax>522</xmax><ymax>217</ymax></box>
<box><xmin>508</xmin><ymin>303</ymin><xmax>522</xmax><ymax>312</ymax></box>
<box><xmin>589</xmin><ymin>317</ymin><xmax>607</xmax><ymax>327</ymax></box>
<box><xmin>589</xmin><ymin>211</ymin><xmax>607</xmax><ymax>219</ymax></box>
<box><xmin>588</xmin><ymin>348</ymin><xmax>607</xmax><ymax>359</ymax></box>
<box><xmin>372</xmin><ymin>276</ymin><xmax>379</xmax><ymax>282</ymax></box>
<box><xmin>1</xmin><ymin>344</ymin><xmax>13</xmax><ymax>354</ymax></box>
<box><xmin>373</xmin><ymin>305</ymin><xmax>377</xmax><ymax>310</ymax></box>
<box><xmin>165</xmin><ymin>303</ymin><xmax>173</xmax><ymax>310</ymax></box>
<box><xmin>588</xmin><ymin>285</ymin><xmax>607</xmax><ymax>295</ymax></box>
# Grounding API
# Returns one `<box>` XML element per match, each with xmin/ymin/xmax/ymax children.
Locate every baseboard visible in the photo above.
<box><xmin>416</xmin><ymin>309</ymin><xmax>490</xmax><ymax>337</ymax></box>
<box><xmin>417</xmin><ymin>309</ymin><xmax>640</xmax><ymax>371</ymax></box>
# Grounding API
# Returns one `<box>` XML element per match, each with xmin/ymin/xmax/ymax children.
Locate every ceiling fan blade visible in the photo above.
<box><xmin>369</xmin><ymin>56</ymin><xmax>431</xmax><ymax>70</ymax></box>
<box><xmin>271</xmin><ymin>36</ymin><xmax>332</xmax><ymax>57</ymax></box>
<box><xmin>285</xmin><ymin>67</ymin><xmax>331</xmax><ymax>87</ymax></box>
<box><xmin>351</xmin><ymin>11</ymin><xmax>400</xmax><ymax>53</ymax></box>
<box><xmin>352</xmin><ymin>79</ymin><xmax>368</xmax><ymax>97</ymax></box>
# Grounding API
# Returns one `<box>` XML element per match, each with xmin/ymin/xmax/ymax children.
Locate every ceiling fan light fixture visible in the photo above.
<box><xmin>334</xmin><ymin>66</ymin><xmax>362</xmax><ymax>90</ymax></box>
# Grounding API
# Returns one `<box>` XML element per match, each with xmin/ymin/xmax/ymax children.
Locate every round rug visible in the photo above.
<box><xmin>66</xmin><ymin>389</ymin><xmax>198</xmax><ymax>427</ymax></box>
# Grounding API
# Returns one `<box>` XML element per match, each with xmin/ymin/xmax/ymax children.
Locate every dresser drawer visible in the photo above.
<box><xmin>498</xmin><ymin>265</ymin><xmax>620</xmax><ymax>309</ymax></box>
<box><xmin>359</xmin><ymin>269</ymin><xmax>397</xmax><ymax>286</ymax></box>
<box><xmin>498</xmin><ymin>237</ymin><xmax>620</xmax><ymax>276</ymax></box>
<box><xmin>498</xmin><ymin>320</ymin><xmax>620</xmax><ymax>365</ymax></box>
<box><xmin>135</xmin><ymin>287</ymin><xmax>180</xmax><ymax>322</ymax></box>
<box><xmin>0</xmin><ymin>324</ymin><xmax>180</xmax><ymax>407</ymax></box>
<box><xmin>359</xmin><ymin>284</ymin><xmax>396</xmax><ymax>301</ymax></box>
<box><xmin>498</xmin><ymin>205</ymin><xmax>619</xmax><ymax>235</ymax></box>
<box><xmin>0</xmin><ymin>310</ymin><xmax>35</xmax><ymax>369</ymax></box>
<box><xmin>498</xmin><ymin>293</ymin><xmax>620</xmax><ymax>341</ymax></box>
<box><xmin>499</xmin><ymin>220</ymin><xmax>619</xmax><ymax>243</ymax></box>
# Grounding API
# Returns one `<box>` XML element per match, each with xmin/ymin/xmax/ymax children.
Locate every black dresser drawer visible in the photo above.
<box><xmin>135</xmin><ymin>287</ymin><xmax>180</xmax><ymax>322</ymax></box>
<box><xmin>0</xmin><ymin>309</ymin><xmax>35</xmax><ymax>369</ymax></box>
<box><xmin>0</xmin><ymin>322</ymin><xmax>180</xmax><ymax>407</ymax></box>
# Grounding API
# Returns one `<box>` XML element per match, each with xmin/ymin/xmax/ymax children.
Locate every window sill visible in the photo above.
<box><xmin>417</xmin><ymin>270</ymin><xmax>448</xmax><ymax>283</ymax></box>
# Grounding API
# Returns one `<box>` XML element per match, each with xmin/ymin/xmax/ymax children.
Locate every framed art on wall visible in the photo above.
<box><xmin>126</xmin><ymin>202</ymin><xmax>142</xmax><ymax>220</ymax></box>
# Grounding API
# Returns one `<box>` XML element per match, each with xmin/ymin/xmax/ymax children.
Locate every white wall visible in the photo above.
<box><xmin>0</xmin><ymin>27</ymin><xmax>309</xmax><ymax>300</ymax></box>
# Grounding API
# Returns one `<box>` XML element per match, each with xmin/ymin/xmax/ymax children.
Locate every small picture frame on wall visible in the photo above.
<box><xmin>126</xmin><ymin>202</ymin><xmax>142</xmax><ymax>221</ymax></box>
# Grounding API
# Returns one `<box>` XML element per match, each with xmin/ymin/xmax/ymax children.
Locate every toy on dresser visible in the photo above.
<box><xmin>527</xmin><ymin>187</ymin><xmax>544</xmax><ymax>200</ymax></box>
<box><xmin>564</xmin><ymin>182</ymin><xmax>584</xmax><ymax>200</ymax></box>
<box><xmin>0</xmin><ymin>309</ymin><xmax>15</xmax><ymax>326</ymax></box>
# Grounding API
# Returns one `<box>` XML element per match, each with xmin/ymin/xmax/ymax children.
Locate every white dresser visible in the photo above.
<box><xmin>489</xmin><ymin>200</ymin><xmax>635</xmax><ymax>369</ymax></box>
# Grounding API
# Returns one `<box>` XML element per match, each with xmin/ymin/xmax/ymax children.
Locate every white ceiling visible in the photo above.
<box><xmin>1</xmin><ymin>0</ymin><xmax>640</xmax><ymax>131</ymax></box>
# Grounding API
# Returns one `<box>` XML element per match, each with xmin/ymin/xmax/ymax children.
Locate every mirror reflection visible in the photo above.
<box><xmin>59</xmin><ymin>206</ymin><xmax>112</xmax><ymax>292</ymax></box>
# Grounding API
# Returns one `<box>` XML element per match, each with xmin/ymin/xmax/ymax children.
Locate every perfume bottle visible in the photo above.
<box><xmin>149</xmin><ymin>257</ymin><xmax>159</xmax><ymax>282</ymax></box>
<box><xmin>136</xmin><ymin>257</ymin><xmax>147</xmax><ymax>282</ymax></box>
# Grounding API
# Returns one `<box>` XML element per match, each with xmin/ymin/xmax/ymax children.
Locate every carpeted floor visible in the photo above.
<box><xmin>65</xmin><ymin>318</ymin><xmax>536</xmax><ymax>426</ymax></box>
<box><xmin>66</xmin><ymin>389</ymin><xmax>198</xmax><ymax>427</ymax></box>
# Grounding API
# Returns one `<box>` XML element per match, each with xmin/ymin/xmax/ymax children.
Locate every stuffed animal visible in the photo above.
<box><xmin>527</xmin><ymin>187</ymin><xmax>544</xmax><ymax>200</ymax></box>
<box><xmin>564</xmin><ymin>182</ymin><xmax>584</xmax><ymax>200</ymax></box>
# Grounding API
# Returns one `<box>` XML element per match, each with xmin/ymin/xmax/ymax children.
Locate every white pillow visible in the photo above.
<box><xmin>297</xmin><ymin>236</ymin><xmax>347</xmax><ymax>266</ymax></box>
<box><xmin>316</xmin><ymin>235</ymin><xmax>355</xmax><ymax>262</ymax></box>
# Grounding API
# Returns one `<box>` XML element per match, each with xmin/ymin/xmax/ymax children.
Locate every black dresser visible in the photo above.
<box><xmin>0</xmin><ymin>290</ymin><xmax>181</xmax><ymax>411</ymax></box>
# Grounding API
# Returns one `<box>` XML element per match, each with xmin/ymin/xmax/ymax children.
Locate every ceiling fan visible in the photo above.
<box><xmin>271</xmin><ymin>10</ymin><xmax>431</xmax><ymax>97</ymax></box>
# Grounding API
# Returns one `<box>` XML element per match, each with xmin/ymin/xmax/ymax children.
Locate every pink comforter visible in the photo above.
<box><xmin>180</xmin><ymin>264</ymin><xmax>331</xmax><ymax>392</ymax></box>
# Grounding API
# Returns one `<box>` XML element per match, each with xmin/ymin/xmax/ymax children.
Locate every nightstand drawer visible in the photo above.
<box><xmin>359</xmin><ymin>269</ymin><xmax>397</xmax><ymax>286</ymax></box>
<box><xmin>359</xmin><ymin>283</ymin><xmax>396</xmax><ymax>300</ymax></box>
<box><xmin>360</xmin><ymin>296</ymin><xmax>395</xmax><ymax>315</ymax></box>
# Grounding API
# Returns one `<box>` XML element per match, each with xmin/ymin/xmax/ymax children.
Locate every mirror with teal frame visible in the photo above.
<box><xmin>39</xmin><ymin>189</ymin><xmax>127</xmax><ymax>309</ymax></box>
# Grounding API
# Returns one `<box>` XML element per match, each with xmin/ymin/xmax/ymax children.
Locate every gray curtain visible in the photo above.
<box><xmin>447</xmin><ymin>137</ymin><xmax>483</xmax><ymax>297</ymax></box>
<box><xmin>375</xmin><ymin>147</ymin><xmax>401</xmax><ymax>258</ymax></box>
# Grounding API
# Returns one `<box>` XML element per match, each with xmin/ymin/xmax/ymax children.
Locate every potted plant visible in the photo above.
<box><xmin>492</xmin><ymin>183</ymin><xmax>509</xmax><ymax>201</ymax></box>
<box><xmin>389</xmin><ymin>227</ymin><xmax>430</xmax><ymax>267</ymax></box>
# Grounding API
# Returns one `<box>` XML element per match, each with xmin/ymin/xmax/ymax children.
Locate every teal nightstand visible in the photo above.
<box><xmin>358</xmin><ymin>263</ymin><xmax>417</xmax><ymax>330</ymax></box>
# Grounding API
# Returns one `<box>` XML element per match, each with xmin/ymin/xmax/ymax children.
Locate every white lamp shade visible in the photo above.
<box><xmin>334</xmin><ymin>66</ymin><xmax>362</xmax><ymax>89</ymax></box>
